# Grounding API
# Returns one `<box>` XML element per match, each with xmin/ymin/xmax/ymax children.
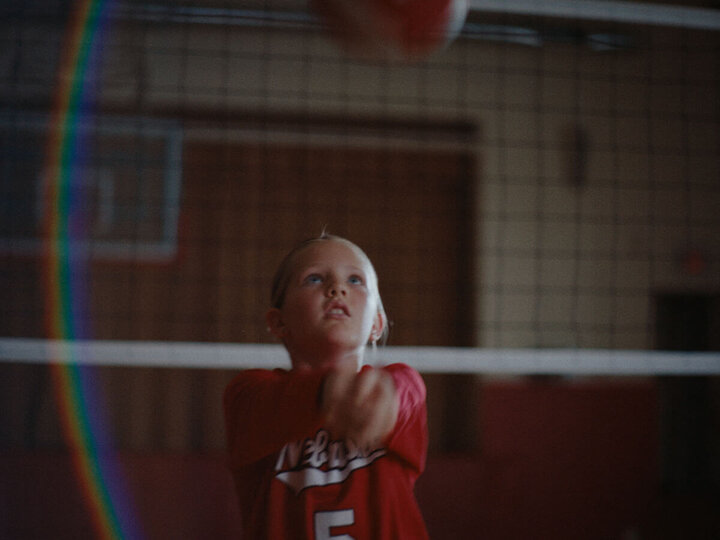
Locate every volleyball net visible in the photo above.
<box><xmin>1</xmin><ymin>338</ymin><xmax>719</xmax><ymax>375</ymax></box>
<box><xmin>1</xmin><ymin>0</ymin><xmax>720</xmax><ymax>436</ymax></box>
<box><xmin>2</xmin><ymin>1</ymin><xmax>719</xmax><ymax>362</ymax></box>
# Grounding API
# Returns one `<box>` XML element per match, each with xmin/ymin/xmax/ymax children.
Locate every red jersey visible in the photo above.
<box><xmin>223</xmin><ymin>363</ymin><xmax>429</xmax><ymax>539</ymax></box>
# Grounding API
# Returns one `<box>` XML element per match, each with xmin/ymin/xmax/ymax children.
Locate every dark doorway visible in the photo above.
<box><xmin>655</xmin><ymin>293</ymin><xmax>720</xmax><ymax>534</ymax></box>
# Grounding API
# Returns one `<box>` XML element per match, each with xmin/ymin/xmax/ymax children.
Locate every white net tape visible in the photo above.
<box><xmin>1</xmin><ymin>338</ymin><xmax>718</xmax><ymax>375</ymax></box>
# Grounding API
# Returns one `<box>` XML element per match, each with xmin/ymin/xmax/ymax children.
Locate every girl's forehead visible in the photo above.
<box><xmin>292</xmin><ymin>240</ymin><xmax>371</xmax><ymax>273</ymax></box>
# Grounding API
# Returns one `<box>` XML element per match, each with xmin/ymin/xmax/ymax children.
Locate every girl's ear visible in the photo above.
<box><xmin>370</xmin><ymin>310</ymin><xmax>386</xmax><ymax>344</ymax></box>
<box><xmin>265</xmin><ymin>308</ymin><xmax>286</xmax><ymax>339</ymax></box>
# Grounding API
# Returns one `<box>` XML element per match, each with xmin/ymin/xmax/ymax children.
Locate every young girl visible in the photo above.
<box><xmin>223</xmin><ymin>234</ymin><xmax>429</xmax><ymax>539</ymax></box>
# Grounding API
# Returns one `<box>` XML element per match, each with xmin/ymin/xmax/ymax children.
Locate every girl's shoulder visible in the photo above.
<box><xmin>381</xmin><ymin>362</ymin><xmax>422</xmax><ymax>377</ymax></box>
<box><xmin>224</xmin><ymin>367</ymin><xmax>288</xmax><ymax>390</ymax></box>
<box><xmin>379</xmin><ymin>363</ymin><xmax>426</xmax><ymax>396</ymax></box>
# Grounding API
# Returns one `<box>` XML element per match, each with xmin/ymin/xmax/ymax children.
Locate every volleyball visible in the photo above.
<box><xmin>312</xmin><ymin>0</ymin><xmax>469</xmax><ymax>60</ymax></box>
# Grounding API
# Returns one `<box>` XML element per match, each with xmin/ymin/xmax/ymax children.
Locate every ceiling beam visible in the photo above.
<box><xmin>470</xmin><ymin>0</ymin><xmax>720</xmax><ymax>31</ymax></box>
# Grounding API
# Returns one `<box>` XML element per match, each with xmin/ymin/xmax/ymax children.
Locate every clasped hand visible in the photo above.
<box><xmin>321</xmin><ymin>364</ymin><xmax>399</xmax><ymax>449</ymax></box>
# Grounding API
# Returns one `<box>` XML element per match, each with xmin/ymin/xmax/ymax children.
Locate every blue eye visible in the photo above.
<box><xmin>304</xmin><ymin>274</ymin><xmax>323</xmax><ymax>284</ymax></box>
<box><xmin>348</xmin><ymin>275</ymin><xmax>364</xmax><ymax>285</ymax></box>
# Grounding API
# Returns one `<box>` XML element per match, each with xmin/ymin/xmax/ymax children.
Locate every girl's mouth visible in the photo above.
<box><xmin>325</xmin><ymin>301</ymin><xmax>350</xmax><ymax>317</ymax></box>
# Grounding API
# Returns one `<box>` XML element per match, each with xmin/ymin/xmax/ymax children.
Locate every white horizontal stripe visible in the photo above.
<box><xmin>1</xmin><ymin>338</ymin><xmax>719</xmax><ymax>375</ymax></box>
<box><xmin>117</xmin><ymin>2</ymin><xmax>720</xmax><ymax>31</ymax></box>
<box><xmin>470</xmin><ymin>0</ymin><xmax>720</xmax><ymax>31</ymax></box>
<box><xmin>276</xmin><ymin>449</ymin><xmax>386</xmax><ymax>494</ymax></box>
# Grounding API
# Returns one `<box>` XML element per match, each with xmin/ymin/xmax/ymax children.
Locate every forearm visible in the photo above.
<box><xmin>224</xmin><ymin>368</ymin><xmax>328</xmax><ymax>466</ymax></box>
<box><xmin>384</xmin><ymin>364</ymin><xmax>428</xmax><ymax>471</ymax></box>
<box><xmin>223</xmin><ymin>364</ymin><xmax>427</xmax><ymax>468</ymax></box>
<box><xmin>386</xmin><ymin>363</ymin><xmax>426</xmax><ymax>427</ymax></box>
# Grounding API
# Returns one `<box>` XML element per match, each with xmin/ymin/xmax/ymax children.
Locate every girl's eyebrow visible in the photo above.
<box><xmin>299</xmin><ymin>263</ymin><xmax>326</xmax><ymax>273</ymax></box>
<box><xmin>296</xmin><ymin>266</ymin><xmax>321</xmax><ymax>279</ymax></box>
<box><xmin>295</xmin><ymin>264</ymin><xmax>367</xmax><ymax>281</ymax></box>
<box><xmin>299</xmin><ymin>261</ymin><xmax>365</xmax><ymax>272</ymax></box>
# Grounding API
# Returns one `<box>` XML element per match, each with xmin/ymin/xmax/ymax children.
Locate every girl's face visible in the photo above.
<box><xmin>266</xmin><ymin>239</ymin><xmax>384</xmax><ymax>369</ymax></box>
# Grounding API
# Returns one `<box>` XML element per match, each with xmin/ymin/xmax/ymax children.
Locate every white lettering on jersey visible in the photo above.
<box><xmin>314</xmin><ymin>509</ymin><xmax>355</xmax><ymax>540</ymax></box>
<box><xmin>274</xmin><ymin>429</ymin><xmax>386</xmax><ymax>494</ymax></box>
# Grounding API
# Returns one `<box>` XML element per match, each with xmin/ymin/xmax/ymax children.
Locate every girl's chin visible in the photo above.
<box><xmin>313</xmin><ymin>328</ymin><xmax>367</xmax><ymax>347</ymax></box>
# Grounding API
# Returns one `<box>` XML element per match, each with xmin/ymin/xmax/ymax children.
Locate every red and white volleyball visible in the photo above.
<box><xmin>312</xmin><ymin>0</ymin><xmax>469</xmax><ymax>61</ymax></box>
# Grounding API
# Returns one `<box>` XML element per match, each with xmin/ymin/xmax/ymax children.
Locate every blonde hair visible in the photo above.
<box><xmin>270</xmin><ymin>233</ymin><xmax>389</xmax><ymax>343</ymax></box>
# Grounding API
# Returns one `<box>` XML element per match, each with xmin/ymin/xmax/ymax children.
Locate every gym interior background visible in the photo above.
<box><xmin>1</xmin><ymin>1</ymin><xmax>719</xmax><ymax>538</ymax></box>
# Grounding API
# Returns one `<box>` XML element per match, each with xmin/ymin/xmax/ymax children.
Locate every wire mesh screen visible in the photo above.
<box><xmin>2</xmin><ymin>1</ymin><xmax>719</xmax><ymax>351</ymax></box>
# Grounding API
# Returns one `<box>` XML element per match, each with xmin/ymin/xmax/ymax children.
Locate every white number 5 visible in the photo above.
<box><xmin>314</xmin><ymin>509</ymin><xmax>355</xmax><ymax>540</ymax></box>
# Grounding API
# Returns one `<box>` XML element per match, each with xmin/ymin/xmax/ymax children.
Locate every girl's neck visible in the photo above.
<box><xmin>290</xmin><ymin>347</ymin><xmax>364</xmax><ymax>372</ymax></box>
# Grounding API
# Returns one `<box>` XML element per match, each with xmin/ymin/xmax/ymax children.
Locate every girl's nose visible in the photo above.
<box><xmin>326</xmin><ymin>278</ymin><xmax>346</xmax><ymax>297</ymax></box>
